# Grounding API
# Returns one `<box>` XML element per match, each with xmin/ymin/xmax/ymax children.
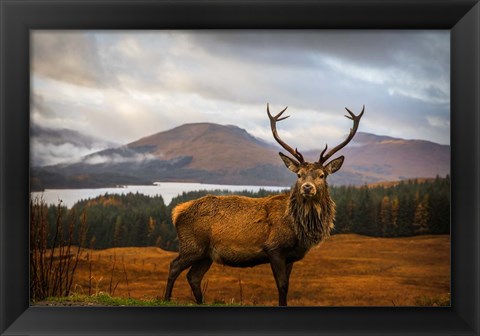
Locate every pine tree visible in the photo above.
<box><xmin>355</xmin><ymin>185</ymin><xmax>376</xmax><ymax>236</ymax></box>
<box><xmin>397</xmin><ymin>193</ymin><xmax>414</xmax><ymax>236</ymax></box>
<box><xmin>113</xmin><ymin>216</ymin><xmax>124</xmax><ymax>247</ymax></box>
<box><xmin>379</xmin><ymin>196</ymin><xmax>392</xmax><ymax>236</ymax></box>
<box><xmin>345</xmin><ymin>199</ymin><xmax>356</xmax><ymax>233</ymax></box>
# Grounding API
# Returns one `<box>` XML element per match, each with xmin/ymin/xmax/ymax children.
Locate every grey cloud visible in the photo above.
<box><xmin>187</xmin><ymin>31</ymin><xmax>449</xmax><ymax>107</ymax></box>
<box><xmin>191</xmin><ymin>30</ymin><xmax>449</xmax><ymax>73</ymax></box>
<box><xmin>30</xmin><ymin>124</ymin><xmax>118</xmax><ymax>166</ymax></box>
<box><xmin>33</xmin><ymin>31</ymin><xmax>449</xmax><ymax>106</ymax></box>
<box><xmin>31</xmin><ymin>141</ymin><xmax>102</xmax><ymax>167</ymax></box>
<box><xmin>31</xmin><ymin>31</ymin><xmax>116</xmax><ymax>87</ymax></box>
<box><xmin>31</xmin><ymin>124</ymin><xmax>116</xmax><ymax>149</ymax></box>
<box><xmin>83</xmin><ymin>152</ymin><xmax>157</xmax><ymax>165</ymax></box>
<box><xmin>66</xmin><ymin>31</ymin><xmax>449</xmax><ymax>111</ymax></box>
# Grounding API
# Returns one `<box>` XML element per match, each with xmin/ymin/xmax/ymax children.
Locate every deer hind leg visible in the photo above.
<box><xmin>164</xmin><ymin>254</ymin><xmax>198</xmax><ymax>302</ymax></box>
<box><xmin>187</xmin><ymin>258</ymin><xmax>213</xmax><ymax>304</ymax></box>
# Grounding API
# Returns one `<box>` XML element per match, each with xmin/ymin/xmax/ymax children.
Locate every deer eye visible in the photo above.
<box><xmin>319</xmin><ymin>173</ymin><xmax>325</xmax><ymax>179</ymax></box>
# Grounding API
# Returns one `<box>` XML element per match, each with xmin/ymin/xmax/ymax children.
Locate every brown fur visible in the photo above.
<box><xmin>288</xmin><ymin>182</ymin><xmax>335</xmax><ymax>248</ymax></box>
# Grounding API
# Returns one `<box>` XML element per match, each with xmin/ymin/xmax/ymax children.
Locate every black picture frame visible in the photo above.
<box><xmin>1</xmin><ymin>0</ymin><xmax>479</xmax><ymax>335</ymax></box>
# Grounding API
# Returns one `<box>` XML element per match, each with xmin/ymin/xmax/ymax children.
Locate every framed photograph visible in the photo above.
<box><xmin>1</xmin><ymin>0</ymin><xmax>479</xmax><ymax>335</ymax></box>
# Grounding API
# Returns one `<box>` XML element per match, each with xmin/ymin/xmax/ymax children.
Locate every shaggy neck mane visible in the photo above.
<box><xmin>287</xmin><ymin>185</ymin><xmax>335</xmax><ymax>248</ymax></box>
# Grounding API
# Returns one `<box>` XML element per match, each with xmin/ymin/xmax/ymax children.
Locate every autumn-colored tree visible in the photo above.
<box><xmin>413</xmin><ymin>194</ymin><xmax>430</xmax><ymax>235</ymax></box>
<box><xmin>390</xmin><ymin>196</ymin><xmax>400</xmax><ymax>235</ymax></box>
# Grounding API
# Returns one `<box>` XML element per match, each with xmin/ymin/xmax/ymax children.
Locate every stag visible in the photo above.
<box><xmin>164</xmin><ymin>104</ymin><xmax>364</xmax><ymax>306</ymax></box>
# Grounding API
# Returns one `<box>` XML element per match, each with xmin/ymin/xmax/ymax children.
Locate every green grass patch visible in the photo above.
<box><xmin>42</xmin><ymin>293</ymin><xmax>243</xmax><ymax>306</ymax></box>
<box><xmin>44</xmin><ymin>293</ymin><xmax>178</xmax><ymax>306</ymax></box>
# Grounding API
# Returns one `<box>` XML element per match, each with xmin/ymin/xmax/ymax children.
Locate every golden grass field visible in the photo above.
<box><xmin>68</xmin><ymin>234</ymin><xmax>450</xmax><ymax>306</ymax></box>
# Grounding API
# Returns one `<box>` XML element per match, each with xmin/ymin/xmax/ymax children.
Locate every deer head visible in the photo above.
<box><xmin>267</xmin><ymin>103</ymin><xmax>364</xmax><ymax>200</ymax></box>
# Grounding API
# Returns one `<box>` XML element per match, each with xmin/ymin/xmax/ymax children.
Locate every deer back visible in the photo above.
<box><xmin>172</xmin><ymin>194</ymin><xmax>298</xmax><ymax>257</ymax></box>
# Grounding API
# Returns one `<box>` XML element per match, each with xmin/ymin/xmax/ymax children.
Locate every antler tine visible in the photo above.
<box><xmin>319</xmin><ymin>105</ymin><xmax>364</xmax><ymax>165</ymax></box>
<box><xmin>318</xmin><ymin>144</ymin><xmax>328</xmax><ymax>163</ymax></box>
<box><xmin>267</xmin><ymin>103</ymin><xmax>290</xmax><ymax>121</ymax></box>
<box><xmin>344</xmin><ymin>105</ymin><xmax>365</xmax><ymax>120</ymax></box>
<box><xmin>267</xmin><ymin>103</ymin><xmax>305</xmax><ymax>163</ymax></box>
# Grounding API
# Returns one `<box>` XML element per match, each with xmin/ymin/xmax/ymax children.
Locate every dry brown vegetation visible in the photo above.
<box><xmin>64</xmin><ymin>234</ymin><xmax>450</xmax><ymax>306</ymax></box>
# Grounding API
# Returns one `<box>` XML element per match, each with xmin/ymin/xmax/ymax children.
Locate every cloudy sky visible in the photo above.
<box><xmin>31</xmin><ymin>30</ymin><xmax>450</xmax><ymax>166</ymax></box>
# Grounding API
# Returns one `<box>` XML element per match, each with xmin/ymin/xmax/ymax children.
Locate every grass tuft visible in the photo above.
<box><xmin>414</xmin><ymin>293</ymin><xmax>450</xmax><ymax>306</ymax></box>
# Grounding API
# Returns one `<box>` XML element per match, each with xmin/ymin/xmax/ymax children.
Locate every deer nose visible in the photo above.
<box><xmin>302</xmin><ymin>183</ymin><xmax>315</xmax><ymax>195</ymax></box>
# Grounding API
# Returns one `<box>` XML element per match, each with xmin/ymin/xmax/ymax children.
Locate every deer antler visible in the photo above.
<box><xmin>319</xmin><ymin>105</ymin><xmax>365</xmax><ymax>164</ymax></box>
<box><xmin>267</xmin><ymin>103</ymin><xmax>305</xmax><ymax>164</ymax></box>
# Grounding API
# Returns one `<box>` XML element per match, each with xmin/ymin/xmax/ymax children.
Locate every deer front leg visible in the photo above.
<box><xmin>286</xmin><ymin>262</ymin><xmax>293</xmax><ymax>287</ymax></box>
<box><xmin>269</xmin><ymin>253</ymin><xmax>289</xmax><ymax>306</ymax></box>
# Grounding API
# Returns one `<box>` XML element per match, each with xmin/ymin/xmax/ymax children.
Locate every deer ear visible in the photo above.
<box><xmin>279</xmin><ymin>152</ymin><xmax>300</xmax><ymax>173</ymax></box>
<box><xmin>325</xmin><ymin>156</ymin><xmax>344</xmax><ymax>174</ymax></box>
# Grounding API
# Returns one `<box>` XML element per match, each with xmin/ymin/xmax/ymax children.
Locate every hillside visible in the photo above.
<box><xmin>339</xmin><ymin>132</ymin><xmax>450</xmax><ymax>182</ymax></box>
<box><xmin>305</xmin><ymin>132</ymin><xmax>450</xmax><ymax>184</ymax></box>
<box><xmin>31</xmin><ymin>124</ymin><xmax>450</xmax><ymax>190</ymax></box>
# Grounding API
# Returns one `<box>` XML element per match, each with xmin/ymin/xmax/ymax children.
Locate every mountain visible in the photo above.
<box><xmin>304</xmin><ymin>132</ymin><xmax>450</xmax><ymax>185</ymax></box>
<box><xmin>127</xmin><ymin>123</ymin><xmax>280</xmax><ymax>171</ymax></box>
<box><xmin>31</xmin><ymin>124</ymin><xmax>450</xmax><ymax>191</ymax></box>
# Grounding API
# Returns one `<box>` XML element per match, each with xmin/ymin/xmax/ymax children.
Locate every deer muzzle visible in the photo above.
<box><xmin>301</xmin><ymin>183</ymin><xmax>316</xmax><ymax>198</ymax></box>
